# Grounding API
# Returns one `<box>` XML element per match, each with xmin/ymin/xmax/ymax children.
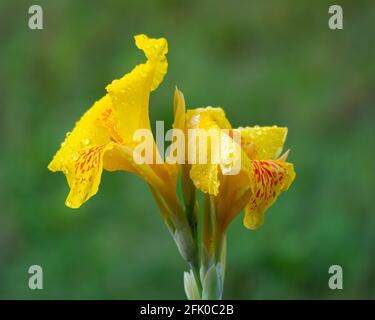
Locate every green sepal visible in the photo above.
<box><xmin>202</xmin><ymin>263</ymin><xmax>223</xmax><ymax>300</ymax></box>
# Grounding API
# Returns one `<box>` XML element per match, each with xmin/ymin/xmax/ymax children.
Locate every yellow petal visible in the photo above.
<box><xmin>189</xmin><ymin>132</ymin><xmax>243</xmax><ymax>197</ymax></box>
<box><xmin>106</xmin><ymin>34</ymin><xmax>168</xmax><ymax>143</ymax></box>
<box><xmin>186</xmin><ymin>107</ymin><xmax>232</xmax><ymax>195</ymax></box>
<box><xmin>48</xmin><ymin>96</ymin><xmax>132</xmax><ymax>208</ymax></box>
<box><xmin>173</xmin><ymin>87</ymin><xmax>186</xmax><ymax>132</ymax></box>
<box><xmin>239</xmin><ymin>126</ymin><xmax>287</xmax><ymax>160</ymax></box>
<box><xmin>190</xmin><ymin>163</ymin><xmax>220</xmax><ymax>195</ymax></box>
<box><xmin>135</xmin><ymin>34</ymin><xmax>168</xmax><ymax>91</ymax></box>
<box><xmin>243</xmin><ymin>159</ymin><xmax>296</xmax><ymax>230</ymax></box>
<box><xmin>214</xmin><ymin>170</ymin><xmax>252</xmax><ymax>232</ymax></box>
<box><xmin>64</xmin><ymin>143</ymin><xmax>114</xmax><ymax>208</ymax></box>
<box><xmin>186</xmin><ymin>107</ymin><xmax>231</xmax><ymax>131</ymax></box>
<box><xmin>164</xmin><ymin>87</ymin><xmax>187</xmax><ymax>173</ymax></box>
<box><xmin>48</xmin><ymin>95</ymin><xmax>117</xmax><ymax>182</ymax></box>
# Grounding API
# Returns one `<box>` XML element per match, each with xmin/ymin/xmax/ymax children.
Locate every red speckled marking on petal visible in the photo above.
<box><xmin>75</xmin><ymin>145</ymin><xmax>105</xmax><ymax>175</ymax></box>
<box><xmin>248</xmin><ymin>160</ymin><xmax>290</xmax><ymax>214</ymax></box>
<box><xmin>97</xmin><ymin>107</ymin><xmax>123</xmax><ymax>143</ymax></box>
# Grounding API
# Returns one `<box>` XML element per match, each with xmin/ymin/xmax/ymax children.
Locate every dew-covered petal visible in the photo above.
<box><xmin>106</xmin><ymin>34</ymin><xmax>168</xmax><ymax>143</ymax></box>
<box><xmin>49</xmin><ymin>35</ymin><xmax>169</xmax><ymax>208</ymax></box>
<box><xmin>64</xmin><ymin>143</ymin><xmax>113</xmax><ymax>208</ymax></box>
<box><xmin>243</xmin><ymin>159</ymin><xmax>295</xmax><ymax>230</ymax></box>
<box><xmin>186</xmin><ymin>107</ymin><xmax>231</xmax><ymax>131</ymax></box>
<box><xmin>48</xmin><ymin>96</ymin><xmax>134</xmax><ymax>208</ymax></box>
<box><xmin>186</xmin><ymin>107</ymin><xmax>233</xmax><ymax>195</ymax></box>
<box><xmin>239</xmin><ymin>126</ymin><xmax>288</xmax><ymax>160</ymax></box>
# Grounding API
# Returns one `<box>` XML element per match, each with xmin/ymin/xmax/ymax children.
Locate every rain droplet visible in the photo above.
<box><xmin>65</xmin><ymin>131</ymin><xmax>71</xmax><ymax>137</ymax></box>
<box><xmin>82</xmin><ymin>138</ymin><xmax>90</xmax><ymax>146</ymax></box>
<box><xmin>191</xmin><ymin>115</ymin><xmax>200</xmax><ymax>126</ymax></box>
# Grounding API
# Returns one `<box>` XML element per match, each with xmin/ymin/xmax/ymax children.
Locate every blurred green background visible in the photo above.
<box><xmin>1</xmin><ymin>0</ymin><xmax>374</xmax><ymax>299</ymax></box>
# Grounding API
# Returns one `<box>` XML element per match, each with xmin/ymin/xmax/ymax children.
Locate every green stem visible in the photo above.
<box><xmin>191</xmin><ymin>263</ymin><xmax>203</xmax><ymax>294</ymax></box>
<box><xmin>150</xmin><ymin>185</ymin><xmax>198</xmax><ymax>264</ymax></box>
<box><xmin>202</xmin><ymin>193</ymin><xmax>214</xmax><ymax>268</ymax></box>
<box><xmin>214</xmin><ymin>233</ymin><xmax>225</xmax><ymax>264</ymax></box>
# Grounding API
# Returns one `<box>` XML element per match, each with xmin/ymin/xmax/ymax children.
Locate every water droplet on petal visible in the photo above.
<box><xmin>82</xmin><ymin>138</ymin><xmax>90</xmax><ymax>146</ymax></box>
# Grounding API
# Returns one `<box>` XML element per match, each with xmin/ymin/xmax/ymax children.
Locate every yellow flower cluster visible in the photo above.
<box><xmin>48</xmin><ymin>34</ymin><xmax>296</xmax><ymax>299</ymax></box>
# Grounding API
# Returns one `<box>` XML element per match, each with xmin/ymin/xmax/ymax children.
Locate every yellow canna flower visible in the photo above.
<box><xmin>186</xmin><ymin>107</ymin><xmax>296</xmax><ymax>232</ymax></box>
<box><xmin>48</xmin><ymin>34</ymin><xmax>297</xmax><ymax>300</ymax></box>
<box><xmin>48</xmin><ymin>34</ymin><xmax>172</xmax><ymax>209</ymax></box>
